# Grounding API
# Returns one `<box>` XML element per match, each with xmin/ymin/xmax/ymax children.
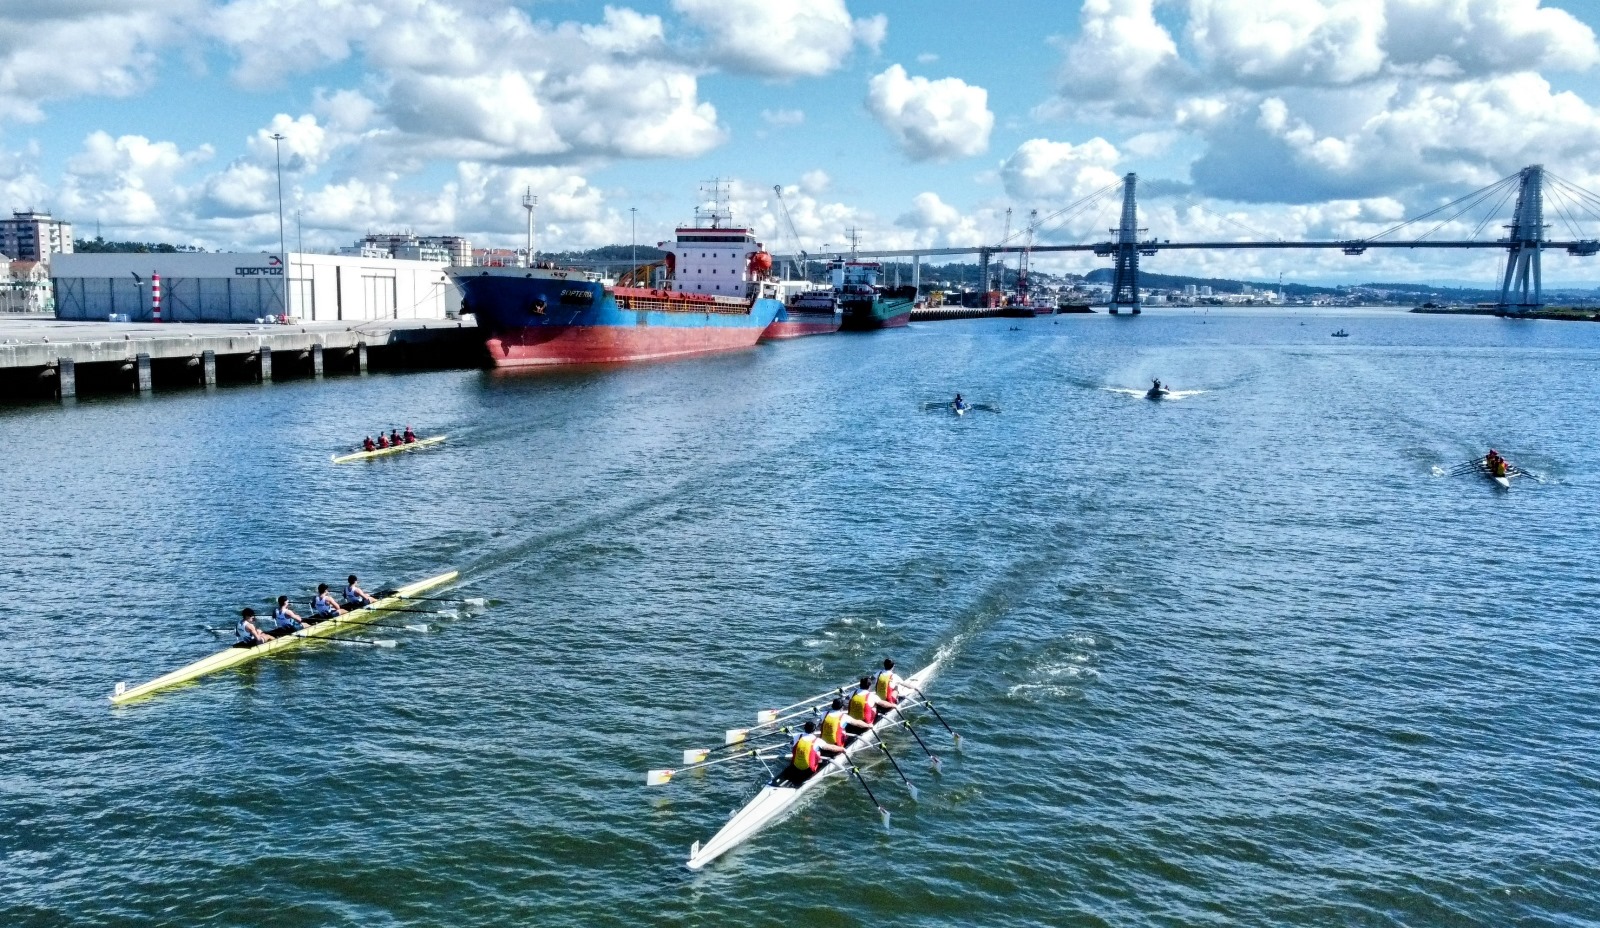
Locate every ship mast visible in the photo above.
<box><xmin>522</xmin><ymin>187</ymin><xmax>537</xmax><ymax>267</ymax></box>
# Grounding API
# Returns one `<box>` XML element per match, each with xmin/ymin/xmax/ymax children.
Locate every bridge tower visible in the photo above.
<box><xmin>1498</xmin><ymin>165</ymin><xmax>1546</xmax><ymax>314</ymax></box>
<box><xmin>1109</xmin><ymin>173</ymin><xmax>1144</xmax><ymax>314</ymax></box>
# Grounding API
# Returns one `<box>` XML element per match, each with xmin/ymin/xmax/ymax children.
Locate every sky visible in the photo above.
<box><xmin>5</xmin><ymin>0</ymin><xmax>1600</xmax><ymax>285</ymax></box>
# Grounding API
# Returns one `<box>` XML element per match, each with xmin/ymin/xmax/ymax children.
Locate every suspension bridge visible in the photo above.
<box><xmin>774</xmin><ymin>165</ymin><xmax>1600</xmax><ymax>315</ymax></box>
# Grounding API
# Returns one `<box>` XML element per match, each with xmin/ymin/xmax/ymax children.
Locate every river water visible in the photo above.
<box><xmin>2</xmin><ymin>307</ymin><xmax>1597</xmax><ymax>927</ymax></box>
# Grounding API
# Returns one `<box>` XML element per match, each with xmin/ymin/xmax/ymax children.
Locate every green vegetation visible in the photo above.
<box><xmin>73</xmin><ymin>237</ymin><xmax>202</xmax><ymax>254</ymax></box>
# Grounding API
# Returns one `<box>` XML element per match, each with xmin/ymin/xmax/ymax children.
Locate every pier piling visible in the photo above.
<box><xmin>202</xmin><ymin>350</ymin><xmax>217</xmax><ymax>387</ymax></box>
<box><xmin>357</xmin><ymin>342</ymin><xmax>368</xmax><ymax>375</ymax></box>
<box><xmin>260</xmin><ymin>346</ymin><xmax>272</xmax><ymax>383</ymax></box>
<box><xmin>312</xmin><ymin>344</ymin><xmax>324</xmax><ymax>379</ymax></box>
<box><xmin>58</xmin><ymin>359</ymin><xmax>75</xmax><ymax>400</ymax></box>
<box><xmin>136</xmin><ymin>353</ymin><xmax>152</xmax><ymax>393</ymax></box>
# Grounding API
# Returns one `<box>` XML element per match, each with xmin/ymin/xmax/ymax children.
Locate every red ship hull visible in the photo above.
<box><xmin>761</xmin><ymin>317</ymin><xmax>842</xmax><ymax>340</ymax></box>
<box><xmin>485</xmin><ymin>324</ymin><xmax>768</xmax><ymax>368</ymax></box>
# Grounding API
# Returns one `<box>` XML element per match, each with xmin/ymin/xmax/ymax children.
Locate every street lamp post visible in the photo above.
<box><xmin>270</xmin><ymin>132</ymin><xmax>287</xmax><ymax>317</ymax></box>
<box><xmin>630</xmin><ymin>206</ymin><xmax>637</xmax><ymax>281</ymax></box>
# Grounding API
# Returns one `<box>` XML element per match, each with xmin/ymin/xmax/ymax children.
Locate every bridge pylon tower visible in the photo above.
<box><xmin>1109</xmin><ymin>173</ymin><xmax>1144</xmax><ymax>315</ymax></box>
<box><xmin>1497</xmin><ymin>164</ymin><xmax>1546</xmax><ymax>314</ymax></box>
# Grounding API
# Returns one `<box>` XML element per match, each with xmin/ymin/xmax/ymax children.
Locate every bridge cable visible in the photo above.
<box><xmin>1364</xmin><ymin>171</ymin><xmax>1521</xmax><ymax>243</ymax></box>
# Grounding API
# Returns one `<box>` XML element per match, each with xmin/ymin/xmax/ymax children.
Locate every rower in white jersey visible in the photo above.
<box><xmin>270</xmin><ymin>595</ymin><xmax>307</xmax><ymax>636</ymax></box>
<box><xmin>236</xmin><ymin>608</ymin><xmax>273</xmax><ymax>647</ymax></box>
<box><xmin>311</xmin><ymin>583</ymin><xmax>346</xmax><ymax>621</ymax></box>
<box><xmin>343</xmin><ymin>574</ymin><xmax>375</xmax><ymax>609</ymax></box>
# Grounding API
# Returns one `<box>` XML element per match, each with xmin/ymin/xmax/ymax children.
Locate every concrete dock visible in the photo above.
<box><xmin>0</xmin><ymin>316</ymin><xmax>485</xmax><ymax>401</ymax></box>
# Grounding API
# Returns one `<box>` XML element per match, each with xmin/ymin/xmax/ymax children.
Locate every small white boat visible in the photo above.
<box><xmin>685</xmin><ymin>659</ymin><xmax>940</xmax><ymax>871</ymax></box>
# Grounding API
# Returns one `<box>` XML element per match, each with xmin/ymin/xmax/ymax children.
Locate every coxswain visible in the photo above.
<box><xmin>270</xmin><ymin>595</ymin><xmax>307</xmax><ymax>636</ymax></box>
<box><xmin>344</xmin><ymin>574</ymin><xmax>375</xmax><ymax>609</ymax></box>
<box><xmin>236</xmin><ymin>608</ymin><xmax>272</xmax><ymax>647</ymax></box>
<box><xmin>311</xmin><ymin>583</ymin><xmax>346</xmax><ymax>621</ymax></box>
<box><xmin>847</xmin><ymin>676</ymin><xmax>879</xmax><ymax>728</ymax></box>
<box><xmin>874</xmin><ymin>658</ymin><xmax>904</xmax><ymax>709</ymax></box>
<box><xmin>820</xmin><ymin>697</ymin><xmax>869</xmax><ymax>748</ymax></box>
<box><xmin>403</xmin><ymin>425</ymin><xmax>417</xmax><ymax>444</ymax></box>
<box><xmin>376</xmin><ymin>433</ymin><xmax>390</xmax><ymax>449</ymax></box>
<box><xmin>774</xmin><ymin>720</ymin><xmax>844</xmax><ymax>787</ymax></box>
<box><xmin>363</xmin><ymin>436</ymin><xmax>376</xmax><ymax>452</ymax></box>
<box><xmin>390</xmin><ymin>428</ymin><xmax>404</xmax><ymax>446</ymax></box>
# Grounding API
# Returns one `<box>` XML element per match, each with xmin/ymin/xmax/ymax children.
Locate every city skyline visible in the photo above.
<box><xmin>4</xmin><ymin>1</ymin><xmax>1600</xmax><ymax>285</ymax></box>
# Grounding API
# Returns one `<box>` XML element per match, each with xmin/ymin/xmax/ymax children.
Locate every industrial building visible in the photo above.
<box><xmin>50</xmin><ymin>252</ymin><xmax>459</xmax><ymax>323</ymax></box>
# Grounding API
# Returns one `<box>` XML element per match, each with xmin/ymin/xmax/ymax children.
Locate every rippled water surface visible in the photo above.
<box><xmin>3</xmin><ymin>308</ymin><xmax>1599</xmax><ymax>927</ymax></box>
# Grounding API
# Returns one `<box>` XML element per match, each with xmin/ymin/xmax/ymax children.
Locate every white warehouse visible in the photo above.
<box><xmin>51</xmin><ymin>252</ymin><xmax>459</xmax><ymax>323</ymax></box>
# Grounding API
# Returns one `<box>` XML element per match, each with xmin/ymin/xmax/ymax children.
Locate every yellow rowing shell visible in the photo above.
<box><xmin>110</xmin><ymin>570</ymin><xmax>459</xmax><ymax>705</ymax></box>
<box><xmin>332</xmin><ymin>435</ymin><xmax>447</xmax><ymax>463</ymax></box>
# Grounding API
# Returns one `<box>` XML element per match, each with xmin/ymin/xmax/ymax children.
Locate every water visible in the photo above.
<box><xmin>3</xmin><ymin>307</ymin><xmax>1598</xmax><ymax>927</ymax></box>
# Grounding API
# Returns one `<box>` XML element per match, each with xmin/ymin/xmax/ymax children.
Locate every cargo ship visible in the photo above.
<box><xmin>762</xmin><ymin>285</ymin><xmax>842</xmax><ymax>339</ymax></box>
<box><xmin>828</xmin><ymin>257</ymin><xmax>917</xmax><ymax>330</ymax></box>
<box><xmin>451</xmin><ymin>192</ymin><xmax>787</xmax><ymax>367</ymax></box>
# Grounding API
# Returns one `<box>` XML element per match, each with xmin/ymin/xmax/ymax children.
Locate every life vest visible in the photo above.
<box><xmin>848</xmin><ymin>689</ymin><xmax>876</xmax><ymax>725</ymax></box>
<box><xmin>313</xmin><ymin>594</ymin><xmax>337</xmax><ymax>616</ymax></box>
<box><xmin>875</xmin><ymin>671</ymin><xmax>898</xmax><ymax>704</ymax></box>
<box><xmin>791</xmin><ymin>733</ymin><xmax>821</xmax><ymax>772</ymax></box>
<box><xmin>820</xmin><ymin>710</ymin><xmax>848</xmax><ymax>746</ymax></box>
<box><xmin>363</xmin><ymin>439</ymin><xmax>375</xmax><ymax>451</ymax></box>
<box><xmin>273</xmin><ymin>606</ymin><xmax>299</xmax><ymax>629</ymax></box>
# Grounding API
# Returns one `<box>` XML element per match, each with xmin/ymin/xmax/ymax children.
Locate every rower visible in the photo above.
<box><xmin>377</xmin><ymin>433</ymin><xmax>390</xmax><ymax>449</ymax></box>
<box><xmin>403</xmin><ymin>425</ymin><xmax>417</xmax><ymax>444</ymax></box>
<box><xmin>874</xmin><ymin>658</ymin><xmax>904</xmax><ymax>709</ymax></box>
<box><xmin>1151</xmin><ymin>378</ymin><xmax>1163</xmax><ymax>392</ymax></box>
<box><xmin>363</xmin><ymin>436</ymin><xmax>376</xmax><ymax>452</ymax></box>
<box><xmin>270</xmin><ymin>595</ymin><xmax>307</xmax><ymax>636</ymax></box>
<box><xmin>311</xmin><ymin>583</ymin><xmax>346</xmax><ymax>621</ymax></box>
<box><xmin>953</xmin><ymin>392</ymin><xmax>964</xmax><ymax>408</ymax></box>
<box><xmin>236</xmin><ymin>608</ymin><xmax>273</xmax><ymax>648</ymax></box>
<box><xmin>344</xmin><ymin>574</ymin><xmax>375</xmax><ymax>609</ymax></box>
<box><xmin>847</xmin><ymin>676</ymin><xmax>879</xmax><ymax>728</ymax></box>
<box><xmin>820</xmin><ymin>697</ymin><xmax>869</xmax><ymax>748</ymax></box>
<box><xmin>774</xmin><ymin>720</ymin><xmax>844</xmax><ymax>788</ymax></box>
<box><xmin>390</xmin><ymin>428</ymin><xmax>404</xmax><ymax>446</ymax></box>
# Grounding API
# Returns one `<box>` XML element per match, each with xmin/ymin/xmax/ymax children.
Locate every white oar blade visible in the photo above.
<box><xmin>406</xmin><ymin>624</ymin><xmax>431</xmax><ymax>633</ymax></box>
<box><xmin>682</xmin><ymin>748</ymin><xmax>709</xmax><ymax>765</ymax></box>
<box><xmin>931</xmin><ymin>755</ymin><xmax>943</xmax><ymax>774</ymax></box>
<box><xmin>463</xmin><ymin>597</ymin><xmax>487</xmax><ymax>607</ymax></box>
<box><xmin>756</xmin><ymin>709</ymin><xmax>778</xmax><ymax>725</ymax></box>
<box><xmin>906</xmin><ymin>781</ymin><xmax>919</xmax><ymax>802</ymax></box>
<box><xmin>879</xmin><ymin>807</ymin><xmax>892</xmax><ymax>831</ymax></box>
<box><xmin>647</xmin><ymin>769</ymin><xmax>674</xmax><ymax>786</ymax></box>
<box><xmin>373</xmin><ymin>639</ymin><xmax>398</xmax><ymax>648</ymax></box>
<box><xmin>724</xmin><ymin>728</ymin><xmax>748</xmax><ymax>746</ymax></box>
<box><xmin>953</xmin><ymin>733</ymin><xmax>963</xmax><ymax>750</ymax></box>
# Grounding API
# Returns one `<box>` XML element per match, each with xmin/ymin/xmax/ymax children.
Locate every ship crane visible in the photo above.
<box><xmin>773</xmin><ymin>185</ymin><xmax>809</xmax><ymax>281</ymax></box>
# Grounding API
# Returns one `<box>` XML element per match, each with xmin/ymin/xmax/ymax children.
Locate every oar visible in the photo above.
<box><xmin>647</xmin><ymin>748</ymin><xmax>782</xmax><ymax>786</ymax></box>
<box><xmin>846</xmin><ymin>761</ymin><xmax>891</xmax><ymax>830</ymax></box>
<box><xmin>685</xmin><ymin>726</ymin><xmax>796</xmax><ymax>763</ymax></box>
<box><xmin>872</xmin><ymin>739</ymin><xmax>919</xmax><ymax>801</ymax></box>
<box><xmin>756</xmin><ymin>681</ymin><xmax>856</xmax><ymax>724</ymax></box>
<box><xmin>737</xmin><ymin>700</ymin><xmax>836</xmax><ymax>741</ymax></box>
<box><xmin>1508</xmin><ymin>464</ymin><xmax>1544</xmax><ymax>481</ymax></box>
<box><xmin>897</xmin><ymin>686</ymin><xmax>962</xmax><ymax>748</ymax></box>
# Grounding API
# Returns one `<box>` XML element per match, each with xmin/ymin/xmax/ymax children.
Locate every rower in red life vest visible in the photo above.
<box><xmin>1486</xmin><ymin>449</ymin><xmax>1507</xmax><ymax>478</ymax></box>
<box><xmin>390</xmin><ymin>428</ymin><xmax>404</xmax><ymax>446</ymax></box>
<box><xmin>820</xmin><ymin>697</ymin><xmax>870</xmax><ymax>749</ymax></box>
<box><xmin>874</xmin><ymin>658</ymin><xmax>905</xmax><ymax>709</ymax></box>
<box><xmin>363</xmin><ymin>436</ymin><xmax>376</xmax><ymax>452</ymax></box>
<box><xmin>403</xmin><ymin>425</ymin><xmax>416</xmax><ymax>444</ymax></box>
<box><xmin>847</xmin><ymin>677</ymin><xmax>879</xmax><ymax>728</ymax></box>
<box><xmin>774</xmin><ymin>720</ymin><xmax>844</xmax><ymax>787</ymax></box>
<box><xmin>376</xmin><ymin>433</ymin><xmax>390</xmax><ymax>449</ymax></box>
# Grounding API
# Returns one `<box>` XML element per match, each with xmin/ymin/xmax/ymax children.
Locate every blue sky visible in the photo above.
<box><xmin>4</xmin><ymin>0</ymin><xmax>1600</xmax><ymax>285</ymax></box>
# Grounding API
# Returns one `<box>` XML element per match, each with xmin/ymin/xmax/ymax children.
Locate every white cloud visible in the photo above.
<box><xmin>672</xmin><ymin>0</ymin><xmax>882</xmax><ymax>78</ymax></box>
<box><xmin>999</xmin><ymin>137</ymin><xmax>1122</xmax><ymax>200</ymax></box>
<box><xmin>866</xmin><ymin>65</ymin><xmax>994</xmax><ymax>162</ymax></box>
<box><xmin>800</xmin><ymin>170</ymin><xmax>831</xmax><ymax>194</ymax></box>
<box><xmin>0</xmin><ymin>1</ymin><xmax>207</xmax><ymax>123</ymax></box>
<box><xmin>761</xmin><ymin>108</ymin><xmax>806</xmax><ymax>127</ymax></box>
<box><xmin>60</xmin><ymin>132</ymin><xmax>213</xmax><ymax>227</ymax></box>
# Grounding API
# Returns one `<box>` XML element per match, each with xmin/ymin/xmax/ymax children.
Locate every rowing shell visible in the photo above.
<box><xmin>332</xmin><ymin>435</ymin><xmax>447</xmax><ymax>463</ymax></box>
<box><xmin>110</xmin><ymin>570</ymin><xmax>459</xmax><ymax>705</ymax></box>
<box><xmin>685</xmin><ymin>658</ymin><xmax>940</xmax><ymax>871</ymax></box>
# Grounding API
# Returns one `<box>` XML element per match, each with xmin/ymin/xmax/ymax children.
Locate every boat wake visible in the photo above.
<box><xmin>920</xmin><ymin>401</ymin><xmax>1002</xmax><ymax>413</ymax></box>
<box><xmin>1105</xmin><ymin>387</ymin><xmax>1205</xmax><ymax>400</ymax></box>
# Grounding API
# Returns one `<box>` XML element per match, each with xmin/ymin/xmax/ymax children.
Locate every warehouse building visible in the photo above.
<box><xmin>50</xmin><ymin>252</ymin><xmax>458</xmax><ymax>323</ymax></box>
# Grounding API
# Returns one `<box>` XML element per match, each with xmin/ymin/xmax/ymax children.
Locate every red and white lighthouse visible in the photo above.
<box><xmin>151</xmin><ymin>272</ymin><xmax>162</xmax><ymax>322</ymax></box>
